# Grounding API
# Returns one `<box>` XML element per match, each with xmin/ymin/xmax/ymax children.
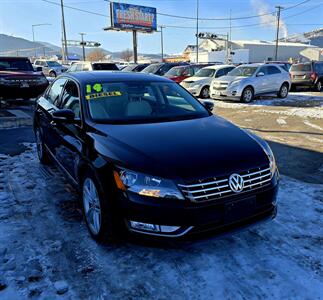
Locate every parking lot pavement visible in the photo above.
<box><xmin>0</xmin><ymin>92</ymin><xmax>322</xmax><ymax>299</ymax></box>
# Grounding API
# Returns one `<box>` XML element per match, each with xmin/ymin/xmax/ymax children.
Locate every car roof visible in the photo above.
<box><xmin>202</xmin><ymin>64</ymin><xmax>234</xmax><ymax>70</ymax></box>
<box><xmin>60</xmin><ymin>71</ymin><xmax>173</xmax><ymax>84</ymax></box>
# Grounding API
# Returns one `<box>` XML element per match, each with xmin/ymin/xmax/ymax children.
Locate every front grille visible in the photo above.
<box><xmin>212</xmin><ymin>82</ymin><xmax>229</xmax><ymax>91</ymax></box>
<box><xmin>178</xmin><ymin>165</ymin><xmax>271</xmax><ymax>203</ymax></box>
<box><xmin>6</xmin><ymin>78</ymin><xmax>40</xmax><ymax>83</ymax></box>
<box><xmin>181</xmin><ymin>81</ymin><xmax>192</xmax><ymax>88</ymax></box>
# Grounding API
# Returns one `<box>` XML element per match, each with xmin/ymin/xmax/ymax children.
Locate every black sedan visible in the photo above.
<box><xmin>33</xmin><ymin>71</ymin><xmax>279</xmax><ymax>242</ymax></box>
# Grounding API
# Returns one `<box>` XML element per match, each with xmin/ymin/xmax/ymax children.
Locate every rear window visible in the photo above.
<box><xmin>92</xmin><ymin>63</ymin><xmax>119</xmax><ymax>71</ymax></box>
<box><xmin>0</xmin><ymin>58</ymin><xmax>34</xmax><ymax>71</ymax></box>
<box><xmin>290</xmin><ymin>64</ymin><xmax>312</xmax><ymax>72</ymax></box>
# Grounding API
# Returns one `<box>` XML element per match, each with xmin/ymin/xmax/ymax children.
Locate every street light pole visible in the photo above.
<box><xmin>196</xmin><ymin>0</ymin><xmax>199</xmax><ymax>63</ymax></box>
<box><xmin>79</xmin><ymin>32</ymin><xmax>86</xmax><ymax>61</ymax></box>
<box><xmin>275</xmin><ymin>5</ymin><xmax>283</xmax><ymax>61</ymax></box>
<box><xmin>32</xmin><ymin>23</ymin><xmax>51</xmax><ymax>58</ymax></box>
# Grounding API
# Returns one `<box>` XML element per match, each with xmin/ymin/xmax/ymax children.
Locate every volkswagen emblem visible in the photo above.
<box><xmin>229</xmin><ymin>173</ymin><xmax>244</xmax><ymax>193</ymax></box>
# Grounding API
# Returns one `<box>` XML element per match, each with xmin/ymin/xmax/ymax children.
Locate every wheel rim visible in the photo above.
<box><xmin>243</xmin><ymin>89</ymin><xmax>252</xmax><ymax>102</ymax></box>
<box><xmin>318</xmin><ymin>82</ymin><xmax>322</xmax><ymax>91</ymax></box>
<box><xmin>83</xmin><ymin>178</ymin><xmax>101</xmax><ymax>235</ymax></box>
<box><xmin>202</xmin><ymin>87</ymin><xmax>209</xmax><ymax>98</ymax></box>
<box><xmin>36</xmin><ymin>129</ymin><xmax>43</xmax><ymax>159</ymax></box>
<box><xmin>281</xmin><ymin>85</ymin><xmax>288</xmax><ymax>97</ymax></box>
<box><xmin>49</xmin><ymin>72</ymin><xmax>55</xmax><ymax>77</ymax></box>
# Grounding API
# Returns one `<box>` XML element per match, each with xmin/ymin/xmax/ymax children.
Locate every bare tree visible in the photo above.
<box><xmin>120</xmin><ymin>49</ymin><xmax>133</xmax><ymax>62</ymax></box>
<box><xmin>86</xmin><ymin>49</ymin><xmax>106</xmax><ymax>62</ymax></box>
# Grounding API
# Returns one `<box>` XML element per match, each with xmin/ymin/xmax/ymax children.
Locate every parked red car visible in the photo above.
<box><xmin>164</xmin><ymin>64</ymin><xmax>211</xmax><ymax>83</ymax></box>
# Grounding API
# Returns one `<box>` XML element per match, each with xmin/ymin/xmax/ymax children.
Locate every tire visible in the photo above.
<box><xmin>81</xmin><ymin>169</ymin><xmax>122</xmax><ymax>242</ymax></box>
<box><xmin>315</xmin><ymin>81</ymin><xmax>322</xmax><ymax>92</ymax></box>
<box><xmin>199</xmin><ymin>86</ymin><xmax>210</xmax><ymax>99</ymax></box>
<box><xmin>49</xmin><ymin>71</ymin><xmax>56</xmax><ymax>77</ymax></box>
<box><xmin>35</xmin><ymin>127</ymin><xmax>51</xmax><ymax>165</ymax></box>
<box><xmin>241</xmin><ymin>86</ymin><xmax>254</xmax><ymax>103</ymax></box>
<box><xmin>278</xmin><ymin>83</ymin><xmax>289</xmax><ymax>98</ymax></box>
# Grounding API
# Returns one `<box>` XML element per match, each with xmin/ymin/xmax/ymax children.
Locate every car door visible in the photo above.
<box><xmin>267</xmin><ymin>66</ymin><xmax>283</xmax><ymax>92</ymax></box>
<box><xmin>254</xmin><ymin>66</ymin><xmax>269</xmax><ymax>94</ymax></box>
<box><xmin>52</xmin><ymin>79</ymin><xmax>83</xmax><ymax>181</ymax></box>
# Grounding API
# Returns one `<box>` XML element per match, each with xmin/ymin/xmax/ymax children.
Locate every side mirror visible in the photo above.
<box><xmin>36</xmin><ymin>67</ymin><xmax>43</xmax><ymax>72</ymax></box>
<box><xmin>202</xmin><ymin>100</ymin><xmax>214</xmax><ymax>112</ymax></box>
<box><xmin>52</xmin><ymin>109</ymin><xmax>75</xmax><ymax>123</ymax></box>
<box><xmin>257</xmin><ymin>72</ymin><xmax>265</xmax><ymax>77</ymax></box>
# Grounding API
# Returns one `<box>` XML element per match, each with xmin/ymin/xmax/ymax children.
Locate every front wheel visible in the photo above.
<box><xmin>49</xmin><ymin>71</ymin><xmax>56</xmax><ymax>77</ymax></box>
<box><xmin>241</xmin><ymin>87</ymin><xmax>254</xmax><ymax>103</ymax></box>
<box><xmin>315</xmin><ymin>81</ymin><xmax>322</xmax><ymax>92</ymax></box>
<box><xmin>81</xmin><ymin>170</ymin><xmax>120</xmax><ymax>242</ymax></box>
<box><xmin>278</xmin><ymin>83</ymin><xmax>289</xmax><ymax>98</ymax></box>
<box><xmin>199</xmin><ymin>86</ymin><xmax>210</xmax><ymax>99</ymax></box>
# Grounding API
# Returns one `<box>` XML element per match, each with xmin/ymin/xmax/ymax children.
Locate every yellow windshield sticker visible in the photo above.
<box><xmin>85</xmin><ymin>91</ymin><xmax>122</xmax><ymax>100</ymax></box>
<box><xmin>86</xmin><ymin>83</ymin><xmax>103</xmax><ymax>94</ymax></box>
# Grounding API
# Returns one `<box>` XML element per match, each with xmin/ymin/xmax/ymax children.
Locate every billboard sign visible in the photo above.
<box><xmin>110</xmin><ymin>2</ymin><xmax>157</xmax><ymax>32</ymax></box>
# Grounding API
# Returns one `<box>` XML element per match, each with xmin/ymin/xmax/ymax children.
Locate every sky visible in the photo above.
<box><xmin>0</xmin><ymin>0</ymin><xmax>322</xmax><ymax>54</ymax></box>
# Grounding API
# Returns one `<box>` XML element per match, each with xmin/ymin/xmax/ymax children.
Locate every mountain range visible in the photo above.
<box><xmin>0</xmin><ymin>34</ymin><xmax>162</xmax><ymax>60</ymax></box>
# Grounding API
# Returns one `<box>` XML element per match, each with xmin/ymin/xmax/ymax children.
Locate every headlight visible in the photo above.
<box><xmin>229</xmin><ymin>80</ymin><xmax>241</xmax><ymax>88</ymax></box>
<box><xmin>114</xmin><ymin>169</ymin><xmax>185</xmax><ymax>200</ymax></box>
<box><xmin>244</xmin><ymin>130</ymin><xmax>277</xmax><ymax>178</ymax></box>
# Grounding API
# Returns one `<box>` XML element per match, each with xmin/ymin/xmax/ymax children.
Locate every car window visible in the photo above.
<box><xmin>314</xmin><ymin>63</ymin><xmax>323</xmax><ymax>73</ymax></box>
<box><xmin>267</xmin><ymin>66</ymin><xmax>281</xmax><ymax>75</ymax></box>
<box><xmin>82</xmin><ymin>63</ymin><xmax>90</xmax><ymax>71</ymax></box>
<box><xmin>47</xmin><ymin>78</ymin><xmax>67</xmax><ymax>106</ymax></box>
<box><xmin>75</xmin><ymin>64</ymin><xmax>83</xmax><ymax>71</ymax></box>
<box><xmin>290</xmin><ymin>64</ymin><xmax>312</xmax><ymax>72</ymax></box>
<box><xmin>68</xmin><ymin>64</ymin><xmax>77</xmax><ymax>72</ymax></box>
<box><xmin>92</xmin><ymin>63</ymin><xmax>119</xmax><ymax>71</ymax></box>
<box><xmin>215</xmin><ymin>68</ymin><xmax>225</xmax><ymax>78</ymax></box>
<box><xmin>257</xmin><ymin>66</ymin><xmax>268</xmax><ymax>75</ymax></box>
<box><xmin>61</xmin><ymin>80</ymin><xmax>81</xmax><ymax>119</ymax></box>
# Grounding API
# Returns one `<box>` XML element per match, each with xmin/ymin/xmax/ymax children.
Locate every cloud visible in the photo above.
<box><xmin>250</xmin><ymin>0</ymin><xmax>288</xmax><ymax>39</ymax></box>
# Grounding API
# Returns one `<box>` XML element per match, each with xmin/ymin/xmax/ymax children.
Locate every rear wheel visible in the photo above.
<box><xmin>81</xmin><ymin>170</ymin><xmax>121</xmax><ymax>242</ymax></box>
<box><xmin>49</xmin><ymin>71</ymin><xmax>56</xmax><ymax>77</ymax></box>
<box><xmin>278</xmin><ymin>83</ymin><xmax>289</xmax><ymax>98</ymax></box>
<box><xmin>241</xmin><ymin>87</ymin><xmax>254</xmax><ymax>103</ymax></box>
<box><xmin>199</xmin><ymin>86</ymin><xmax>210</xmax><ymax>99</ymax></box>
<box><xmin>35</xmin><ymin>127</ymin><xmax>51</xmax><ymax>164</ymax></box>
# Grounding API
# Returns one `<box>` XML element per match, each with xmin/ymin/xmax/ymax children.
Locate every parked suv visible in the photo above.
<box><xmin>33</xmin><ymin>72</ymin><xmax>278</xmax><ymax>242</ymax></box>
<box><xmin>33</xmin><ymin>59</ymin><xmax>68</xmax><ymax>77</ymax></box>
<box><xmin>180</xmin><ymin>65</ymin><xmax>235</xmax><ymax>98</ymax></box>
<box><xmin>290</xmin><ymin>61</ymin><xmax>323</xmax><ymax>92</ymax></box>
<box><xmin>67</xmin><ymin>61</ymin><xmax>119</xmax><ymax>73</ymax></box>
<box><xmin>0</xmin><ymin>56</ymin><xmax>48</xmax><ymax>101</ymax></box>
<box><xmin>211</xmin><ymin>63</ymin><xmax>291</xmax><ymax>103</ymax></box>
<box><xmin>164</xmin><ymin>64</ymin><xmax>211</xmax><ymax>83</ymax></box>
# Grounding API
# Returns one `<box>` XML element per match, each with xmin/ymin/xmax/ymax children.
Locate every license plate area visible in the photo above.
<box><xmin>224</xmin><ymin>196</ymin><xmax>256</xmax><ymax>223</ymax></box>
<box><xmin>21</xmin><ymin>82</ymin><xmax>29</xmax><ymax>88</ymax></box>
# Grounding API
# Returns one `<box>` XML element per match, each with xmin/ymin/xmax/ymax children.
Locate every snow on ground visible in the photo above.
<box><xmin>0</xmin><ymin>145</ymin><xmax>322</xmax><ymax>299</ymax></box>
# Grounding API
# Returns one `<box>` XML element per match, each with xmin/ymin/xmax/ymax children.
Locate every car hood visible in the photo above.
<box><xmin>182</xmin><ymin>77</ymin><xmax>210</xmax><ymax>84</ymax></box>
<box><xmin>213</xmin><ymin>75</ymin><xmax>247</xmax><ymax>84</ymax></box>
<box><xmin>91</xmin><ymin>116</ymin><xmax>269</xmax><ymax>181</ymax></box>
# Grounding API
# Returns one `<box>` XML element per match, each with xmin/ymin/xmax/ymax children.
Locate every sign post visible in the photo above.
<box><xmin>104</xmin><ymin>2</ymin><xmax>157</xmax><ymax>63</ymax></box>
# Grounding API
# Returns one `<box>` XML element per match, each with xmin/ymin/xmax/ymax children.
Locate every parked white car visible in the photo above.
<box><xmin>180</xmin><ymin>65</ymin><xmax>235</xmax><ymax>98</ymax></box>
<box><xmin>210</xmin><ymin>63</ymin><xmax>291</xmax><ymax>102</ymax></box>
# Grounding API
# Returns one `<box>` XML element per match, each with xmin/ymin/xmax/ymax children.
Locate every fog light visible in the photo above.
<box><xmin>232</xmin><ymin>91</ymin><xmax>237</xmax><ymax>96</ymax></box>
<box><xmin>129</xmin><ymin>221</ymin><xmax>160</xmax><ymax>232</ymax></box>
<box><xmin>160</xmin><ymin>225</ymin><xmax>181</xmax><ymax>233</ymax></box>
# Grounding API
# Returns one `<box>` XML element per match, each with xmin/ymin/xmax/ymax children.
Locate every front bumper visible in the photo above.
<box><xmin>186</xmin><ymin>86</ymin><xmax>202</xmax><ymax>97</ymax></box>
<box><xmin>119</xmin><ymin>176</ymin><xmax>279</xmax><ymax>238</ymax></box>
<box><xmin>210</xmin><ymin>86</ymin><xmax>243</xmax><ymax>101</ymax></box>
<box><xmin>0</xmin><ymin>83</ymin><xmax>48</xmax><ymax>99</ymax></box>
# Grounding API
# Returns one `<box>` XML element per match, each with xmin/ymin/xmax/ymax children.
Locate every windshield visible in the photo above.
<box><xmin>0</xmin><ymin>58</ymin><xmax>34</xmax><ymax>71</ymax></box>
<box><xmin>194</xmin><ymin>68</ymin><xmax>215</xmax><ymax>77</ymax></box>
<box><xmin>47</xmin><ymin>61</ymin><xmax>62</xmax><ymax>67</ymax></box>
<box><xmin>228</xmin><ymin>66</ymin><xmax>257</xmax><ymax>77</ymax></box>
<box><xmin>122</xmin><ymin>65</ymin><xmax>137</xmax><ymax>72</ymax></box>
<box><xmin>141</xmin><ymin>64</ymin><xmax>161</xmax><ymax>74</ymax></box>
<box><xmin>290</xmin><ymin>64</ymin><xmax>311</xmax><ymax>72</ymax></box>
<box><xmin>165</xmin><ymin>67</ymin><xmax>186</xmax><ymax>76</ymax></box>
<box><xmin>85</xmin><ymin>81</ymin><xmax>209</xmax><ymax>123</ymax></box>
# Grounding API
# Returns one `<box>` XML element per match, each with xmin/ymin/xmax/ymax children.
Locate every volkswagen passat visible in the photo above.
<box><xmin>33</xmin><ymin>72</ymin><xmax>278</xmax><ymax>242</ymax></box>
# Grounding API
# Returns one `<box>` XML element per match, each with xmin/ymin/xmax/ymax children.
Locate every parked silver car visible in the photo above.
<box><xmin>33</xmin><ymin>60</ymin><xmax>68</xmax><ymax>77</ymax></box>
<box><xmin>210</xmin><ymin>63</ymin><xmax>291</xmax><ymax>102</ymax></box>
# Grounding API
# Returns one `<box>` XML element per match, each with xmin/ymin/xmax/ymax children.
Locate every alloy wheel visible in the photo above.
<box><xmin>280</xmin><ymin>85</ymin><xmax>288</xmax><ymax>98</ymax></box>
<box><xmin>243</xmin><ymin>88</ymin><xmax>253</xmax><ymax>102</ymax></box>
<box><xmin>83</xmin><ymin>178</ymin><xmax>102</xmax><ymax>235</ymax></box>
<box><xmin>201</xmin><ymin>87</ymin><xmax>210</xmax><ymax>99</ymax></box>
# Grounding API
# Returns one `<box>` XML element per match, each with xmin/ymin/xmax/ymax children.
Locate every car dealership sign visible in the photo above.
<box><xmin>110</xmin><ymin>2</ymin><xmax>157</xmax><ymax>32</ymax></box>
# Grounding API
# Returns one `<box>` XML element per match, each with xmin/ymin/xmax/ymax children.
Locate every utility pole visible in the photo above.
<box><xmin>159</xmin><ymin>26</ymin><xmax>164</xmax><ymax>62</ymax></box>
<box><xmin>32</xmin><ymin>23</ymin><xmax>51</xmax><ymax>58</ymax></box>
<box><xmin>133</xmin><ymin>30</ymin><xmax>138</xmax><ymax>64</ymax></box>
<box><xmin>60</xmin><ymin>0</ymin><xmax>68</xmax><ymax>62</ymax></box>
<box><xmin>196</xmin><ymin>0</ymin><xmax>199</xmax><ymax>63</ymax></box>
<box><xmin>275</xmin><ymin>5</ymin><xmax>283</xmax><ymax>61</ymax></box>
<box><xmin>79</xmin><ymin>32</ymin><xmax>86</xmax><ymax>61</ymax></box>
